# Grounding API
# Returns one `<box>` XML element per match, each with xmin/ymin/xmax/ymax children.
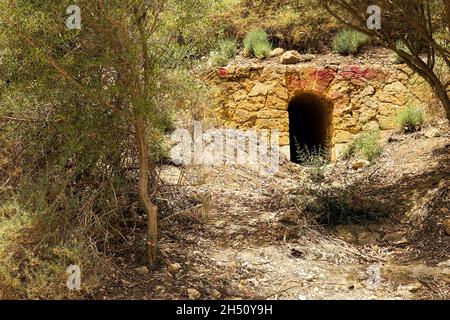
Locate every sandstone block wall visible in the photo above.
<box><xmin>211</xmin><ymin>62</ymin><xmax>436</xmax><ymax>160</ymax></box>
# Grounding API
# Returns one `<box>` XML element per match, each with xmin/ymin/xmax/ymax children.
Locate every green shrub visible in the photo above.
<box><xmin>310</xmin><ymin>188</ymin><xmax>389</xmax><ymax>226</ymax></box>
<box><xmin>342</xmin><ymin>130</ymin><xmax>382</xmax><ymax>162</ymax></box>
<box><xmin>397</xmin><ymin>105</ymin><xmax>425</xmax><ymax>133</ymax></box>
<box><xmin>253</xmin><ymin>41</ymin><xmax>272</xmax><ymax>59</ymax></box>
<box><xmin>332</xmin><ymin>30</ymin><xmax>369</xmax><ymax>55</ymax></box>
<box><xmin>0</xmin><ymin>201</ymin><xmax>100</xmax><ymax>299</ymax></box>
<box><xmin>243</xmin><ymin>28</ymin><xmax>272</xmax><ymax>59</ymax></box>
<box><xmin>210</xmin><ymin>38</ymin><xmax>238</xmax><ymax>66</ymax></box>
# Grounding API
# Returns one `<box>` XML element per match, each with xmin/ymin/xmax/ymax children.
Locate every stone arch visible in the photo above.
<box><xmin>288</xmin><ymin>92</ymin><xmax>333</xmax><ymax>163</ymax></box>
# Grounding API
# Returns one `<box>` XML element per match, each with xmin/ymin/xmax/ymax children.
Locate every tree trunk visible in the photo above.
<box><xmin>135</xmin><ymin>118</ymin><xmax>158</xmax><ymax>266</ymax></box>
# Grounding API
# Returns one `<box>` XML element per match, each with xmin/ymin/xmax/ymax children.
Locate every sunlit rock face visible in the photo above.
<box><xmin>211</xmin><ymin>63</ymin><xmax>436</xmax><ymax>161</ymax></box>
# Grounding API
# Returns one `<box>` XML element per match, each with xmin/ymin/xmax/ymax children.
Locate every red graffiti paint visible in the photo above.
<box><xmin>337</xmin><ymin>66</ymin><xmax>377</xmax><ymax>81</ymax></box>
<box><xmin>217</xmin><ymin>68</ymin><xmax>228</xmax><ymax>77</ymax></box>
<box><xmin>310</xmin><ymin>68</ymin><xmax>337</xmax><ymax>89</ymax></box>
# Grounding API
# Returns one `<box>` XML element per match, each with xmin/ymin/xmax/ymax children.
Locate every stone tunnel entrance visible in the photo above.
<box><xmin>288</xmin><ymin>93</ymin><xmax>333</xmax><ymax>163</ymax></box>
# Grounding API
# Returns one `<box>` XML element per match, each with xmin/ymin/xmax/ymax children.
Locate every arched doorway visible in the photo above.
<box><xmin>288</xmin><ymin>93</ymin><xmax>333</xmax><ymax>163</ymax></box>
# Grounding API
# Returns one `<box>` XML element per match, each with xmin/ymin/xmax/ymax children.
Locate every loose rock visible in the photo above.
<box><xmin>167</xmin><ymin>263</ymin><xmax>182</xmax><ymax>274</ymax></box>
<box><xmin>135</xmin><ymin>266</ymin><xmax>149</xmax><ymax>275</ymax></box>
<box><xmin>280</xmin><ymin>50</ymin><xmax>302</xmax><ymax>64</ymax></box>
<box><xmin>442</xmin><ymin>219</ymin><xmax>450</xmax><ymax>236</ymax></box>
<box><xmin>187</xmin><ymin>288</ymin><xmax>201</xmax><ymax>300</ymax></box>
<box><xmin>351</xmin><ymin>159</ymin><xmax>371</xmax><ymax>170</ymax></box>
<box><xmin>270</xmin><ymin>48</ymin><xmax>284</xmax><ymax>58</ymax></box>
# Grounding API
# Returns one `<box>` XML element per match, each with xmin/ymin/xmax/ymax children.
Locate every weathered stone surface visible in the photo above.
<box><xmin>258</xmin><ymin>109</ymin><xmax>287</xmax><ymax>119</ymax></box>
<box><xmin>135</xmin><ymin>266</ymin><xmax>149</xmax><ymax>275</ymax></box>
<box><xmin>279</xmin><ymin>133</ymin><xmax>289</xmax><ymax>145</ymax></box>
<box><xmin>210</xmin><ymin>60</ymin><xmax>434</xmax><ymax>160</ymax></box>
<box><xmin>187</xmin><ymin>288</ymin><xmax>201</xmax><ymax>300</ymax></box>
<box><xmin>248</xmin><ymin>82</ymin><xmax>268</xmax><ymax>97</ymax></box>
<box><xmin>266</xmin><ymin>95</ymin><xmax>288</xmax><ymax>110</ymax></box>
<box><xmin>167</xmin><ymin>263</ymin><xmax>182</xmax><ymax>274</ymax></box>
<box><xmin>443</xmin><ymin>219</ymin><xmax>450</xmax><ymax>236</ymax></box>
<box><xmin>280</xmin><ymin>50</ymin><xmax>302</xmax><ymax>64</ymax></box>
<box><xmin>270</xmin><ymin>47</ymin><xmax>285</xmax><ymax>57</ymax></box>
<box><xmin>359</xmin><ymin>107</ymin><xmax>377</xmax><ymax>124</ymax></box>
<box><xmin>233</xmin><ymin>109</ymin><xmax>256</xmax><ymax>123</ymax></box>
<box><xmin>360</xmin><ymin>85</ymin><xmax>375</xmax><ymax>97</ymax></box>
<box><xmin>335</xmin><ymin>130</ymin><xmax>353</xmax><ymax>144</ymax></box>
<box><xmin>424</xmin><ymin>128</ymin><xmax>440</xmax><ymax>138</ymax></box>
<box><xmin>351</xmin><ymin>159</ymin><xmax>370</xmax><ymax>170</ymax></box>
<box><xmin>377</xmin><ymin>81</ymin><xmax>408</xmax><ymax>105</ymax></box>
<box><xmin>269</xmin><ymin>84</ymin><xmax>289</xmax><ymax>100</ymax></box>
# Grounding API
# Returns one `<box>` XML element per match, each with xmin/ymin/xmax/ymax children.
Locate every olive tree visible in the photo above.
<box><xmin>321</xmin><ymin>0</ymin><xmax>450</xmax><ymax>121</ymax></box>
<box><xmin>0</xmin><ymin>0</ymin><xmax>213</xmax><ymax>266</ymax></box>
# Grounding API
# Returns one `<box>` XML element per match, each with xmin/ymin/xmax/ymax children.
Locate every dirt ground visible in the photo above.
<box><xmin>92</xmin><ymin>125</ymin><xmax>449</xmax><ymax>300</ymax></box>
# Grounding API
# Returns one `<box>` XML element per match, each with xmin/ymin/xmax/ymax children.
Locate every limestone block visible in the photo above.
<box><xmin>257</xmin><ymin>109</ymin><xmax>288</xmax><ymax>119</ymax></box>
<box><xmin>248</xmin><ymin>82</ymin><xmax>268</xmax><ymax>97</ymax></box>
<box><xmin>335</xmin><ymin>130</ymin><xmax>352</xmax><ymax>143</ymax></box>
<box><xmin>266</xmin><ymin>95</ymin><xmax>288</xmax><ymax>110</ymax></box>
<box><xmin>377</xmin><ymin>81</ymin><xmax>408</xmax><ymax>105</ymax></box>
<box><xmin>237</xmin><ymin>96</ymin><xmax>266</xmax><ymax>112</ymax></box>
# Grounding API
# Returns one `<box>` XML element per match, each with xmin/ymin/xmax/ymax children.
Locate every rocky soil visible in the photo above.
<box><xmin>92</xmin><ymin>125</ymin><xmax>449</xmax><ymax>300</ymax></box>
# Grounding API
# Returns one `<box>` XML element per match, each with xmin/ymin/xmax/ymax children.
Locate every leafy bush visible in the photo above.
<box><xmin>0</xmin><ymin>201</ymin><xmax>100</xmax><ymax>299</ymax></box>
<box><xmin>243</xmin><ymin>29</ymin><xmax>272</xmax><ymax>59</ymax></box>
<box><xmin>332</xmin><ymin>30</ymin><xmax>369</xmax><ymax>55</ymax></box>
<box><xmin>397</xmin><ymin>105</ymin><xmax>425</xmax><ymax>133</ymax></box>
<box><xmin>342</xmin><ymin>131</ymin><xmax>382</xmax><ymax>162</ymax></box>
<box><xmin>210</xmin><ymin>38</ymin><xmax>238</xmax><ymax>66</ymax></box>
<box><xmin>310</xmin><ymin>188</ymin><xmax>389</xmax><ymax>226</ymax></box>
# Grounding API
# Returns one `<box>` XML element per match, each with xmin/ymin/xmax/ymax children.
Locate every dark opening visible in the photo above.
<box><xmin>288</xmin><ymin>93</ymin><xmax>332</xmax><ymax>163</ymax></box>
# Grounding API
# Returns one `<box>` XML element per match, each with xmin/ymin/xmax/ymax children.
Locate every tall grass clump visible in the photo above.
<box><xmin>210</xmin><ymin>38</ymin><xmax>238</xmax><ymax>67</ymax></box>
<box><xmin>397</xmin><ymin>105</ymin><xmax>425</xmax><ymax>133</ymax></box>
<box><xmin>333</xmin><ymin>30</ymin><xmax>369</xmax><ymax>55</ymax></box>
<box><xmin>296</xmin><ymin>145</ymin><xmax>330</xmax><ymax>181</ymax></box>
<box><xmin>342</xmin><ymin>130</ymin><xmax>382</xmax><ymax>162</ymax></box>
<box><xmin>243</xmin><ymin>28</ymin><xmax>272</xmax><ymax>59</ymax></box>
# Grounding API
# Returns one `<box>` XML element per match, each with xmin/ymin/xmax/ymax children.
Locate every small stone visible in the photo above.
<box><xmin>437</xmin><ymin>259</ymin><xmax>450</xmax><ymax>268</ymax></box>
<box><xmin>187</xmin><ymin>288</ymin><xmax>201</xmax><ymax>300</ymax></box>
<box><xmin>280</xmin><ymin>50</ymin><xmax>302</xmax><ymax>64</ymax></box>
<box><xmin>135</xmin><ymin>266</ymin><xmax>149</xmax><ymax>275</ymax></box>
<box><xmin>235</xmin><ymin>234</ymin><xmax>245</xmax><ymax>241</ymax></box>
<box><xmin>248</xmin><ymin>82</ymin><xmax>268</xmax><ymax>97</ymax></box>
<box><xmin>167</xmin><ymin>263</ymin><xmax>182</xmax><ymax>274</ymax></box>
<box><xmin>351</xmin><ymin>159</ymin><xmax>371</xmax><ymax>170</ymax></box>
<box><xmin>397</xmin><ymin>282</ymin><xmax>422</xmax><ymax>293</ymax></box>
<box><xmin>442</xmin><ymin>219</ymin><xmax>450</xmax><ymax>236</ymax></box>
<box><xmin>211</xmin><ymin>289</ymin><xmax>222</xmax><ymax>299</ymax></box>
<box><xmin>270</xmin><ymin>47</ymin><xmax>284</xmax><ymax>57</ymax></box>
<box><xmin>424</xmin><ymin>128</ymin><xmax>440</xmax><ymax>138</ymax></box>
